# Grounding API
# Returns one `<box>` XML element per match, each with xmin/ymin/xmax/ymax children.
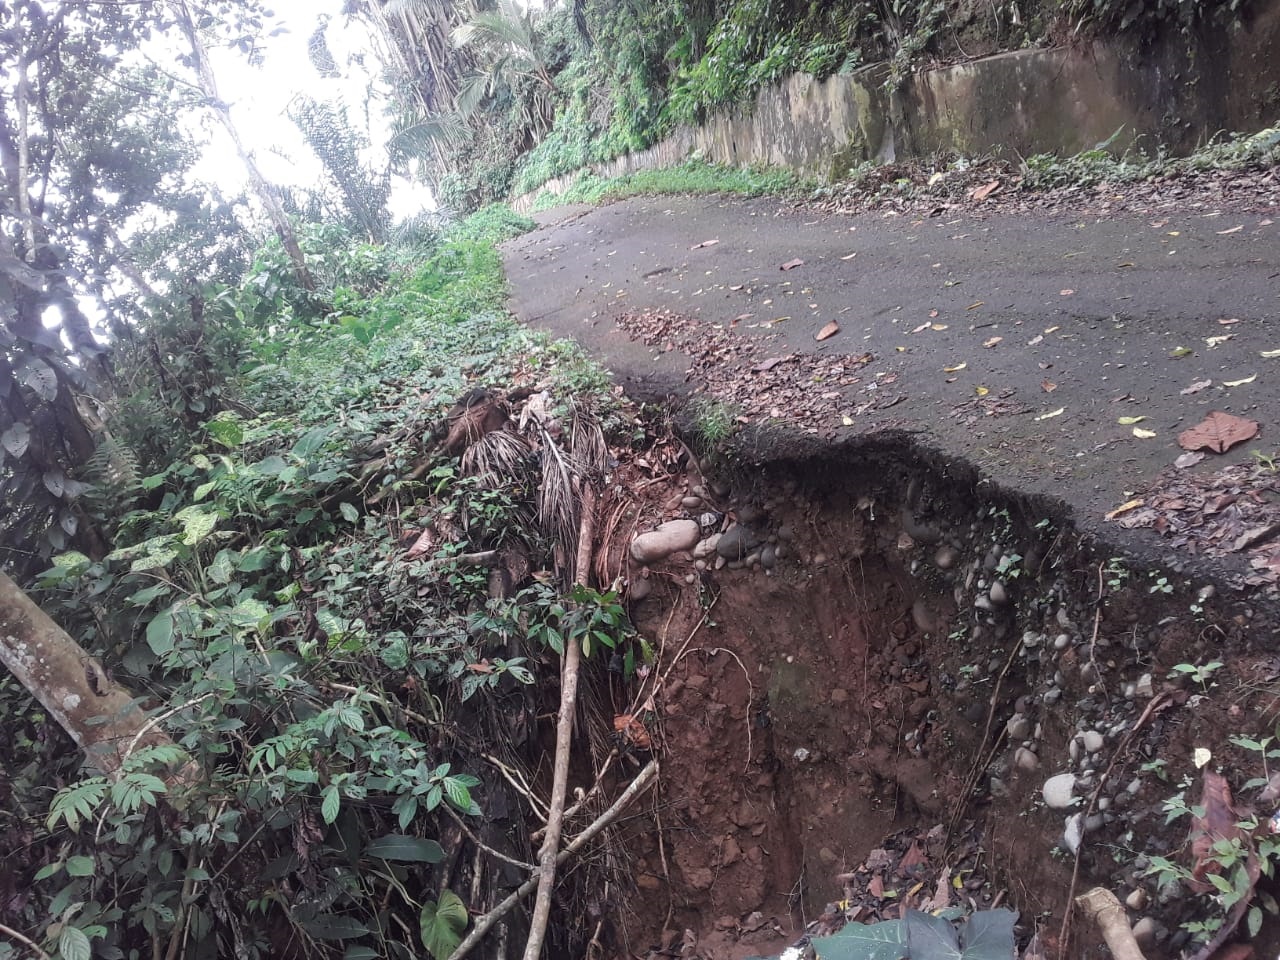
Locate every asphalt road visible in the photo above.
<box><xmin>501</xmin><ymin>194</ymin><xmax>1280</xmax><ymax>561</ymax></box>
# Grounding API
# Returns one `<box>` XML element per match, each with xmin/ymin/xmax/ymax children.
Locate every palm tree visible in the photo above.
<box><xmin>451</xmin><ymin>0</ymin><xmax>558</xmax><ymax>136</ymax></box>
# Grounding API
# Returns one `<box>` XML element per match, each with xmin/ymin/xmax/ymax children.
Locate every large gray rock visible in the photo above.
<box><xmin>631</xmin><ymin>520</ymin><xmax>701</xmax><ymax>564</ymax></box>
<box><xmin>716</xmin><ymin>524</ymin><xmax>759</xmax><ymax>560</ymax></box>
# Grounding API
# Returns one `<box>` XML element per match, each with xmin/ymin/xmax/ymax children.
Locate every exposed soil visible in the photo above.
<box><xmin>503</xmin><ymin>170</ymin><xmax>1280</xmax><ymax>960</ymax></box>
<box><xmin>565</xmin><ymin>428</ymin><xmax>1280</xmax><ymax>960</ymax></box>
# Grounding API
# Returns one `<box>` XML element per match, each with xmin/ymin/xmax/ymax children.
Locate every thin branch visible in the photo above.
<box><xmin>447</xmin><ymin>759</ymin><xmax>658</xmax><ymax>960</ymax></box>
<box><xmin>0</xmin><ymin>922</ymin><xmax>53</xmax><ymax>960</ymax></box>
<box><xmin>521</xmin><ymin>483</ymin><xmax>596</xmax><ymax>960</ymax></box>
<box><xmin>440</xmin><ymin>801</ymin><xmax>535</xmax><ymax>872</ymax></box>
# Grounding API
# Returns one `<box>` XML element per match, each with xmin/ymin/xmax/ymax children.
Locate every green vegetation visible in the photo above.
<box><xmin>531</xmin><ymin>158</ymin><xmax>803</xmax><ymax>208</ymax></box>
<box><xmin>364</xmin><ymin>0</ymin><xmax>1260</xmax><ymax>211</ymax></box>
<box><xmin>1</xmin><ymin>192</ymin><xmax>646</xmax><ymax>955</ymax></box>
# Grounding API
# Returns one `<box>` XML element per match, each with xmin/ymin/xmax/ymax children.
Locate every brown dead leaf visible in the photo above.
<box><xmin>815</xmin><ymin>321</ymin><xmax>840</xmax><ymax>342</ymax></box>
<box><xmin>983</xmin><ymin>336</ymin><xmax>1003</xmax><ymax>348</ymax></box>
<box><xmin>970</xmin><ymin>180</ymin><xmax>1001</xmax><ymax>201</ymax></box>
<box><xmin>752</xmin><ymin>355</ymin><xmax>795</xmax><ymax>373</ymax></box>
<box><xmin>911</xmin><ymin>322</ymin><xmax>931</xmax><ymax>333</ymax></box>
<box><xmin>405</xmin><ymin>527</ymin><xmax>438</xmax><ymax>559</ymax></box>
<box><xmin>1217</xmin><ymin>225</ymin><xmax>1244</xmax><ymax>235</ymax></box>
<box><xmin>868</xmin><ymin>874</ymin><xmax>885</xmax><ymax>899</ymax></box>
<box><xmin>1041</xmin><ymin>379</ymin><xmax>1057</xmax><ymax>392</ymax></box>
<box><xmin>613</xmin><ymin>714</ymin><xmax>653</xmax><ymax>750</ymax></box>
<box><xmin>1189</xmin><ymin>770</ymin><xmax>1242</xmax><ymax>894</ymax></box>
<box><xmin>690</xmin><ymin>238</ymin><xmax>719</xmax><ymax>249</ymax></box>
<box><xmin>780</xmin><ymin>258</ymin><xmax>804</xmax><ymax>271</ymax></box>
<box><xmin>929</xmin><ymin>309</ymin><xmax>939</xmax><ymax>318</ymax></box>
<box><xmin>897</xmin><ymin>840</ymin><xmax>929</xmax><ymax>879</ymax></box>
<box><xmin>1178</xmin><ymin>411</ymin><xmax>1260</xmax><ymax>454</ymax></box>
<box><xmin>1059</xmin><ymin>288</ymin><xmax>1075</xmax><ymax>297</ymax></box>
<box><xmin>467</xmin><ymin>661</ymin><xmax>494</xmax><ymax>674</ymax></box>
<box><xmin>1180</xmin><ymin>379</ymin><xmax>1212</xmax><ymax>395</ymax></box>
<box><xmin>1218</xmin><ymin>317</ymin><xmax>1241</xmax><ymax>325</ymax></box>
<box><xmin>966</xmin><ymin>301</ymin><xmax>985</xmax><ymax>310</ymax></box>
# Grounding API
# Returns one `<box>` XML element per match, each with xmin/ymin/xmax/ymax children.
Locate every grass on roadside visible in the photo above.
<box><xmin>532</xmin><ymin>159</ymin><xmax>805</xmax><ymax>210</ymax></box>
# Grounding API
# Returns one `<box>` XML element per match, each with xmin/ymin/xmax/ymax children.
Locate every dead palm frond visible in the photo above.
<box><xmin>568</xmin><ymin>402</ymin><xmax>608</xmax><ymax>480</ymax></box>
<box><xmin>537</xmin><ymin>432</ymin><xmax>579</xmax><ymax>579</ymax></box>
<box><xmin>461</xmin><ymin>428</ymin><xmax>533</xmax><ymax>489</ymax></box>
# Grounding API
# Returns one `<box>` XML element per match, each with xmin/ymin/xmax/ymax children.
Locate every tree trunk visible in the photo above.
<box><xmin>173</xmin><ymin>1</ymin><xmax>315</xmax><ymax>292</ymax></box>
<box><xmin>0</xmin><ymin>573</ymin><xmax>190</xmax><ymax>782</ymax></box>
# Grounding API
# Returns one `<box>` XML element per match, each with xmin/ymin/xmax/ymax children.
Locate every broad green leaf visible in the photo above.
<box><xmin>174</xmin><ymin>505</ymin><xmax>218</xmax><ymax>545</ymax></box>
<box><xmin>59</xmin><ymin>926</ymin><xmax>92</xmax><ymax>960</ymax></box>
<box><xmin>364</xmin><ymin>834</ymin><xmax>445</xmax><ymax>863</ymax></box>
<box><xmin>810</xmin><ymin>919</ymin><xmax>906</xmax><ymax>960</ymax></box>
<box><xmin>344</xmin><ymin>949</ymin><xmax>382</xmax><ymax>960</ymax></box>
<box><xmin>146</xmin><ymin>611</ymin><xmax>175</xmax><ymax>656</ymax></box>
<box><xmin>905</xmin><ymin>911</ymin><xmax>959</xmax><ymax>960</ymax></box>
<box><xmin>299</xmin><ymin>915</ymin><xmax>370</xmax><ymax>940</ymax></box>
<box><xmin>2</xmin><ymin>422</ymin><xmax>30</xmax><ymax>458</ymax></box>
<box><xmin>193</xmin><ymin>480</ymin><xmax>217</xmax><ymax>501</ymax></box>
<box><xmin>65</xmin><ymin>855</ymin><xmax>95</xmax><ymax>877</ymax></box>
<box><xmin>420</xmin><ymin>889</ymin><xmax>468</xmax><ymax>960</ymax></box>
<box><xmin>291</xmin><ymin>426</ymin><xmax>332</xmax><ymax>460</ymax></box>
<box><xmin>34</xmin><ymin>862</ymin><xmax>62</xmax><ymax>881</ymax></box>
<box><xmin>20</xmin><ymin>359</ymin><xmax>57</xmax><ymax>401</ymax></box>
<box><xmin>321</xmin><ymin>786</ymin><xmax>341</xmax><ymax>825</ymax></box>
<box><xmin>339</xmin><ymin>502</ymin><xmax>359</xmax><ymax>523</ymax></box>
<box><xmin>131</xmin><ymin>546</ymin><xmax>178</xmax><ymax>573</ymax></box>
<box><xmin>443</xmin><ymin>778</ymin><xmax>472</xmax><ymax>812</ymax></box>
<box><xmin>958</xmin><ymin>909</ymin><xmax>1018</xmax><ymax>960</ymax></box>
<box><xmin>207</xmin><ymin>414</ymin><xmax>245</xmax><ymax>448</ymax></box>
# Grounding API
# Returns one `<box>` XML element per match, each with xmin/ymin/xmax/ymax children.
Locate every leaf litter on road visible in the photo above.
<box><xmin>815</xmin><ymin>321</ymin><xmax>840</xmax><ymax>342</ymax></box>
<box><xmin>780</xmin><ymin>258</ymin><xmax>804</xmax><ymax>271</ymax></box>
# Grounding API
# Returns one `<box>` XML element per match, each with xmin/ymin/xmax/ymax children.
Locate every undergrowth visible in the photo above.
<box><xmin>530</xmin><ymin>159</ymin><xmax>804</xmax><ymax>210</ymax></box>
<box><xmin>1</xmin><ymin>205</ymin><xmax>634</xmax><ymax>960</ymax></box>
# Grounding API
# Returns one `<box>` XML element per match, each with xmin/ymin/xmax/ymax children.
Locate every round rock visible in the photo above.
<box><xmin>716</xmin><ymin>524</ymin><xmax>759</xmax><ymax>560</ymax></box>
<box><xmin>1042</xmin><ymin>773</ymin><xmax>1077</xmax><ymax>809</ymax></box>
<box><xmin>631</xmin><ymin>519</ymin><xmax>701</xmax><ymax>564</ymax></box>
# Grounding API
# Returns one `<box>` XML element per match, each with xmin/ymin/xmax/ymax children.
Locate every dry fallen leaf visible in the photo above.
<box><xmin>1117</xmin><ymin>416</ymin><xmax>1147</xmax><ymax>425</ymax></box>
<box><xmin>1216</xmin><ymin>225</ymin><xmax>1244</xmax><ymax>235</ymax></box>
<box><xmin>943</xmin><ymin>363</ymin><xmax>967</xmax><ymax>373</ymax></box>
<box><xmin>1262</xmin><ymin>349</ymin><xmax>1280</xmax><ymax>358</ymax></box>
<box><xmin>690</xmin><ymin>239</ymin><xmax>719</xmax><ymax>249</ymax></box>
<box><xmin>970</xmin><ymin>180</ymin><xmax>1001</xmax><ymax>201</ymax></box>
<box><xmin>1206</xmin><ymin>335</ymin><xmax>1234</xmax><ymax>348</ymax></box>
<box><xmin>975</xmin><ymin>386</ymin><xmax>989</xmax><ymax>397</ymax></box>
<box><xmin>983</xmin><ymin>336</ymin><xmax>1003</xmax><ymax>348</ymax></box>
<box><xmin>1170</xmin><ymin>346</ymin><xmax>1194</xmax><ymax>358</ymax></box>
<box><xmin>841</xmin><ymin>415</ymin><xmax>854</xmax><ymax>426</ymax></box>
<box><xmin>814</xmin><ymin>321</ymin><xmax>840</xmax><ymax>342</ymax></box>
<box><xmin>1028</xmin><ymin>335</ymin><xmax>1044</xmax><ymax>346</ymax></box>
<box><xmin>929</xmin><ymin>309</ymin><xmax>939</xmax><ymax>318</ymax></box>
<box><xmin>1132</xmin><ymin>427</ymin><xmax>1157</xmax><ymax>439</ymax></box>
<box><xmin>912</xmin><ymin>322</ymin><xmax>931</xmax><ymax>334</ymax></box>
<box><xmin>1224</xmin><ymin>374</ymin><xmax>1257</xmax><ymax>387</ymax></box>
<box><xmin>1041</xmin><ymin>380</ymin><xmax>1057</xmax><ymax>392</ymax></box>
<box><xmin>1059</xmin><ymin>288</ymin><xmax>1075</xmax><ymax>297</ymax></box>
<box><xmin>1105</xmin><ymin>498</ymin><xmax>1145</xmax><ymax>520</ymax></box>
<box><xmin>1035</xmin><ymin>407</ymin><xmax>1065</xmax><ymax>421</ymax></box>
<box><xmin>780</xmin><ymin>258</ymin><xmax>804</xmax><ymax>271</ymax></box>
<box><xmin>1218</xmin><ymin>317</ymin><xmax>1241</xmax><ymax>325</ymax></box>
<box><xmin>931</xmin><ymin>324</ymin><xmax>948</xmax><ymax>331</ymax></box>
<box><xmin>966</xmin><ymin>301</ymin><xmax>985</xmax><ymax>310</ymax></box>
<box><xmin>1175</xmin><ymin>451</ymin><xmax>1206</xmax><ymax>469</ymax></box>
<box><xmin>1181</xmin><ymin>379</ymin><xmax>1212</xmax><ymax>395</ymax></box>
<box><xmin>840</xmin><ymin>252</ymin><xmax>857</xmax><ymax>260</ymax></box>
<box><xmin>1177</xmin><ymin>411</ymin><xmax>1260</xmax><ymax>454</ymax></box>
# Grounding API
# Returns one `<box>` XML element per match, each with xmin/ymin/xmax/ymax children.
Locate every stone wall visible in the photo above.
<box><xmin>512</xmin><ymin>0</ymin><xmax>1280</xmax><ymax>212</ymax></box>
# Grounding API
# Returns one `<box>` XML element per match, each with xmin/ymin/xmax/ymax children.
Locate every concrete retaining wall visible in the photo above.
<box><xmin>512</xmin><ymin>0</ymin><xmax>1280</xmax><ymax>212</ymax></box>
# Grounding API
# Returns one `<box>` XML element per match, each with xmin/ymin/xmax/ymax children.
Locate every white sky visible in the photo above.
<box><xmin>194</xmin><ymin>0</ymin><xmax>436</xmax><ymax>218</ymax></box>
